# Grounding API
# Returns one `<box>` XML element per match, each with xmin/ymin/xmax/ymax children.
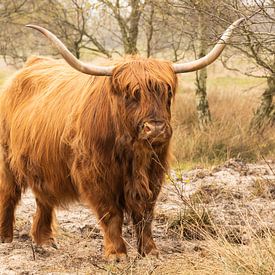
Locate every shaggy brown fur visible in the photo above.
<box><xmin>0</xmin><ymin>56</ymin><xmax>177</xmax><ymax>260</ymax></box>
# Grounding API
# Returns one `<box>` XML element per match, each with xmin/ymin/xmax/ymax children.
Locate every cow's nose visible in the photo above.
<box><xmin>139</xmin><ymin>120</ymin><xmax>172</xmax><ymax>143</ymax></box>
<box><xmin>142</xmin><ymin>121</ymin><xmax>166</xmax><ymax>135</ymax></box>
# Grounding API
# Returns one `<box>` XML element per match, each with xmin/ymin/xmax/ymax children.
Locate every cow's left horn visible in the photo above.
<box><xmin>26</xmin><ymin>25</ymin><xmax>114</xmax><ymax>76</ymax></box>
<box><xmin>172</xmin><ymin>18</ymin><xmax>244</xmax><ymax>73</ymax></box>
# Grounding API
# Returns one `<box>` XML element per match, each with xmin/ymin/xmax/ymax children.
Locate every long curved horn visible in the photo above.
<box><xmin>173</xmin><ymin>18</ymin><xmax>245</xmax><ymax>74</ymax></box>
<box><xmin>26</xmin><ymin>24</ymin><xmax>114</xmax><ymax>76</ymax></box>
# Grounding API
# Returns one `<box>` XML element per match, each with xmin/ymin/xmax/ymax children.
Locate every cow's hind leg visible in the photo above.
<box><xmin>31</xmin><ymin>198</ymin><xmax>57</xmax><ymax>248</ymax></box>
<box><xmin>0</xmin><ymin>161</ymin><xmax>21</xmax><ymax>243</ymax></box>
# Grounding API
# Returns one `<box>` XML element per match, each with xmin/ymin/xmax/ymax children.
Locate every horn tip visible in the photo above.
<box><xmin>25</xmin><ymin>24</ymin><xmax>39</xmax><ymax>30</ymax></box>
<box><xmin>235</xmin><ymin>18</ymin><xmax>245</xmax><ymax>26</ymax></box>
<box><xmin>26</xmin><ymin>24</ymin><xmax>42</xmax><ymax>31</ymax></box>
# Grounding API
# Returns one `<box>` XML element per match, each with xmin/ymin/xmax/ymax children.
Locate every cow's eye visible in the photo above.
<box><xmin>124</xmin><ymin>90</ymin><xmax>140</xmax><ymax>107</ymax></box>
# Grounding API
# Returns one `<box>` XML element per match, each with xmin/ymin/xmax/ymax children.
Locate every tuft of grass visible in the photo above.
<box><xmin>250</xmin><ymin>177</ymin><xmax>275</xmax><ymax>199</ymax></box>
<box><xmin>190</xmin><ymin>183</ymin><xmax>243</xmax><ymax>204</ymax></box>
<box><xmin>187</xmin><ymin>234</ymin><xmax>275</xmax><ymax>275</ymax></box>
<box><xmin>167</xmin><ymin>205</ymin><xmax>215</xmax><ymax>240</ymax></box>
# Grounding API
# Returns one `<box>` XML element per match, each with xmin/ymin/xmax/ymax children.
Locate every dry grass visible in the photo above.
<box><xmin>167</xmin><ymin>203</ymin><xmax>216</xmax><ymax>241</ymax></box>
<box><xmin>189</xmin><ymin>183</ymin><xmax>243</xmax><ymax>204</ymax></box>
<box><xmin>0</xmin><ymin>64</ymin><xmax>15</xmax><ymax>86</ymax></box>
<box><xmin>97</xmin><ymin>237</ymin><xmax>275</xmax><ymax>275</ymax></box>
<box><xmin>250</xmin><ymin>177</ymin><xmax>275</xmax><ymax>199</ymax></box>
<box><xmin>174</xmin><ymin>235</ymin><xmax>275</xmax><ymax>275</ymax></box>
<box><xmin>171</xmin><ymin>82</ymin><xmax>275</xmax><ymax>166</ymax></box>
<box><xmin>161</xmin><ymin>191</ymin><xmax>275</xmax><ymax>275</ymax></box>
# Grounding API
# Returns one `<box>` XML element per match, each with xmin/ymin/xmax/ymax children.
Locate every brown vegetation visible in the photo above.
<box><xmin>172</xmin><ymin>84</ymin><xmax>275</xmax><ymax>165</ymax></box>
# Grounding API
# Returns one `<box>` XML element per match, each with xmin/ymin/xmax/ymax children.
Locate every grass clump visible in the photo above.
<box><xmin>190</xmin><ymin>183</ymin><xmax>243</xmax><ymax>204</ymax></box>
<box><xmin>250</xmin><ymin>177</ymin><xmax>275</xmax><ymax>199</ymax></box>
<box><xmin>180</xmin><ymin>234</ymin><xmax>275</xmax><ymax>275</ymax></box>
<box><xmin>167</xmin><ymin>197</ymin><xmax>216</xmax><ymax>240</ymax></box>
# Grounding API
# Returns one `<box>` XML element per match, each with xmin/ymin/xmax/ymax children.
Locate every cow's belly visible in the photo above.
<box><xmin>9</xmin><ymin>152</ymin><xmax>79</xmax><ymax>207</ymax></box>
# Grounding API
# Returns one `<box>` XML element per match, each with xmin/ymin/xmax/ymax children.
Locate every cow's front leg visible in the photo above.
<box><xmin>99</xmin><ymin>207</ymin><xmax>127</xmax><ymax>262</ymax></box>
<box><xmin>132</xmin><ymin>207</ymin><xmax>158</xmax><ymax>257</ymax></box>
<box><xmin>85</xmin><ymin>191</ymin><xmax>127</xmax><ymax>262</ymax></box>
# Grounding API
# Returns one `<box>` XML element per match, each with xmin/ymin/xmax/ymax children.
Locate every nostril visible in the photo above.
<box><xmin>143</xmin><ymin>122</ymin><xmax>152</xmax><ymax>133</ymax></box>
<box><xmin>144</xmin><ymin>125</ymin><xmax>152</xmax><ymax>133</ymax></box>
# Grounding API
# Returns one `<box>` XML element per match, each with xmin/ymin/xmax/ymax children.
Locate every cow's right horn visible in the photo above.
<box><xmin>26</xmin><ymin>25</ymin><xmax>114</xmax><ymax>76</ymax></box>
<box><xmin>172</xmin><ymin>18</ymin><xmax>245</xmax><ymax>73</ymax></box>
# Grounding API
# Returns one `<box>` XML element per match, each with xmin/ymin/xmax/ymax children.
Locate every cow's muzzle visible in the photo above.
<box><xmin>139</xmin><ymin>120</ymin><xmax>172</xmax><ymax>144</ymax></box>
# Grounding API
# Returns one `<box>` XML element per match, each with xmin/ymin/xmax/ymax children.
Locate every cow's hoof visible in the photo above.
<box><xmin>106</xmin><ymin>252</ymin><xmax>128</xmax><ymax>263</ymax></box>
<box><xmin>48</xmin><ymin>238</ymin><xmax>58</xmax><ymax>249</ymax></box>
<box><xmin>1</xmin><ymin>236</ymin><xmax>13</xmax><ymax>243</ymax></box>
<box><xmin>33</xmin><ymin>243</ymin><xmax>46</xmax><ymax>253</ymax></box>
<box><xmin>32</xmin><ymin>237</ymin><xmax>58</xmax><ymax>250</ymax></box>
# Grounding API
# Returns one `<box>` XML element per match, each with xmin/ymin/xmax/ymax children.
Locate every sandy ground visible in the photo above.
<box><xmin>0</xmin><ymin>159</ymin><xmax>274</xmax><ymax>274</ymax></box>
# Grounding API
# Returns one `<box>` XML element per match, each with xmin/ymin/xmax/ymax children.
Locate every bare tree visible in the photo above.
<box><xmin>0</xmin><ymin>0</ymin><xmax>113</xmax><ymax>65</ymax></box>
<box><xmin>33</xmin><ymin>0</ymin><xmax>111</xmax><ymax>58</ymax></box>
<box><xmin>220</xmin><ymin>0</ymin><xmax>275</xmax><ymax>130</ymax></box>
<box><xmin>98</xmin><ymin>0</ymin><xmax>146</xmax><ymax>55</ymax></box>
<box><xmin>0</xmin><ymin>0</ymin><xmax>28</xmax><ymax>21</ymax></box>
<box><xmin>164</xmin><ymin>0</ymin><xmax>220</xmax><ymax>129</ymax></box>
<box><xmin>0</xmin><ymin>0</ymin><xmax>31</xmax><ymax>65</ymax></box>
<box><xmin>143</xmin><ymin>2</ymin><xmax>155</xmax><ymax>57</ymax></box>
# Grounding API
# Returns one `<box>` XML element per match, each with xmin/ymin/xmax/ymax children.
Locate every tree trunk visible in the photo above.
<box><xmin>124</xmin><ymin>41</ymin><xmax>138</xmax><ymax>55</ymax></box>
<box><xmin>74</xmin><ymin>42</ymin><xmax>80</xmax><ymax>59</ymax></box>
<box><xmin>146</xmin><ymin>4</ymin><xmax>154</xmax><ymax>58</ymax></box>
<box><xmin>124</xmin><ymin>0</ymin><xmax>141</xmax><ymax>55</ymax></box>
<box><xmin>250</xmin><ymin>76</ymin><xmax>275</xmax><ymax>131</ymax></box>
<box><xmin>195</xmin><ymin>12</ymin><xmax>211</xmax><ymax>130</ymax></box>
<box><xmin>195</xmin><ymin>67</ymin><xmax>211</xmax><ymax>130</ymax></box>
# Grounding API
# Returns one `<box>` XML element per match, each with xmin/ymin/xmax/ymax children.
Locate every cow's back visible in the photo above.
<box><xmin>0</xmin><ymin>56</ymin><xmax>101</xmax><ymax>205</ymax></box>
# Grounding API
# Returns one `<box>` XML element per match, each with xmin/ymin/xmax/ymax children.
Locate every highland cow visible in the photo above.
<box><xmin>0</xmin><ymin>19</ymin><xmax>243</xmax><ymax>261</ymax></box>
